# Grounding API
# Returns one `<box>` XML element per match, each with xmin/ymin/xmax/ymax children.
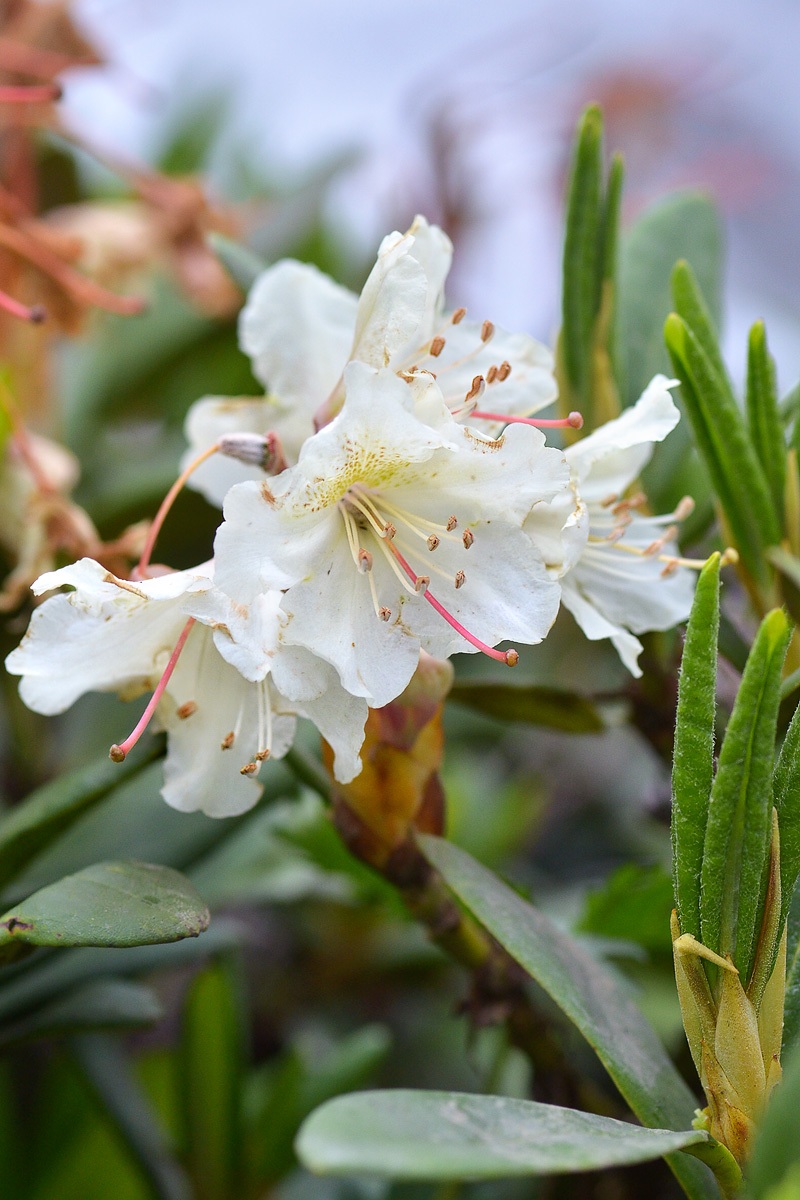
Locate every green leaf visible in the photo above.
<box><xmin>206</xmin><ymin>232</ymin><xmax>266</xmax><ymax>294</ymax></box>
<box><xmin>700</xmin><ymin>610</ymin><xmax>790</xmax><ymax>979</ymax></box>
<box><xmin>748</xmin><ymin>1045</ymin><xmax>800</xmax><ymax>1198</ymax></box>
<box><xmin>665</xmin><ymin>311</ymin><xmax>779</xmax><ymax>580</ymax></box>
<box><xmin>180</xmin><ymin>960</ymin><xmax>244</xmax><ymax>1200</ymax></box>
<box><xmin>773</xmin><ymin>698</ymin><xmax>800</xmax><ymax>928</ymax></box>
<box><xmin>578</xmin><ymin>864</ymin><xmax>673</xmax><ymax>954</ymax></box>
<box><xmin>619</xmin><ymin>191</ymin><xmax>722</xmax><ymax>407</ymax></box>
<box><xmin>747</xmin><ymin>320</ymin><xmax>786</xmax><ymax>531</ymax></box>
<box><xmin>671</xmin><ymin>260</ymin><xmax>734</xmax><ymax>400</ymax></box>
<box><xmin>295</xmin><ymin>1090</ymin><xmax>708</xmax><ymax>1181</ymax></box>
<box><xmin>448</xmin><ymin>683</ymin><xmax>604</xmax><ymax>732</ymax></box>
<box><xmin>419</xmin><ymin>836</ymin><xmax>719</xmax><ymax>1200</ymax></box>
<box><xmin>672</xmin><ymin>553</ymin><xmax>720</xmax><ymax>940</ymax></box>
<box><xmin>0</xmin><ymin>743</ymin><xmax>162</xmax><ymax>893</ymax></box>
<box><xmin>72</xmin><ymin>1033</ymin><xmax>192</xmax><ymax>1200</ymax></box>
<box><xmin>768</xmin><ymin>547</ymin><xmax>800</xmax><ymax>626</ymax></box>
<box><xmin>0</xmin><ymin>978</ymin><xmax>162</xmax><ymax>1046</ymax></box>
<box><xmin>561</xmin><ymin>105</ymin><xmax>604</xmax><ymax>403</ymax></box>
<box><xmin>0</xmin><ymin>861</ymin><xmax>209</xmax><ymax>957</ymax></box>
<box><xmin>784</xmin><ymin>883</ymin><xmax>800</xmax><ymax>1054</ymax></box>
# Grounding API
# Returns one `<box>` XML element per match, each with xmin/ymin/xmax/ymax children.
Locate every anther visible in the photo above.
<box><xmin>600</xmin><ymin>493</ymin><xmax>619</xmax><ymax>508</ymax></box>
<box><xmin>674</xmin><ymin>496</ymin><xmax>695</xmax><ymax>521</ymax></box>
<box><xmin>645</xmin><ymin>525</ymin><xmax>678</xmax><ymax>555</ymax></box>
<box><xmin>661</xmin><ymin>561</ymin><xmax>679</xmax><ymax>577</ymax></box>
<box><xmin>384</xmin><ymin>522</ymin><xmax>396</xmax><ymax>540</ymax></box>
<box><xmin>497</xmin><ymin>362</ymin><xmax>511</xmax><ymax>381</ymax></box>
<box><xmin>415</xmin><ymin>576</ymin><xmax>430</xmax><ymax>594</ymax></box>
<box><xmin>221</xmin><ymin>732</ymin><xmax>235</xmax><ymax>750</ymax></box>
<box><xmin>358</xmin><ymin>548</ymin><xmax>373</xmax><ymax>572</ymax></box>
<box><xmin>720</xmin><ymin>548</ymin><xmax>739</xmax><ymax>567</ymax></box>
<box><xmin>255</xmin><ymin>749</ymin><xmax>271</xmax><ymax>762</ymax></box>
<box><xmin>451</xmin><ymin>307</ymin><xmax>466</xmax><ymax>324</ymax></box>
<box><xmin>462</xmin><ymin>529</ymin><xmax>474</xmax><ymax>549</ymax></box>
<box><xmin>455</xmin><ymin>570</ymin><xmax>465</xmax><ymax>588</ymax></box>
<box><xmin>465</xmin><ymin>375</ymin><xmax>485</xmax><ymax>403</ymax></box>
<box><xmin>176</xmin><ymin>701</ymin><xmax>197</xmax><ymax>719</ymax></box>
<box><xmin>446</xmin><ymin>515</ymin><xmax>458</xmax><ymax>531</ymax></box>
<box><xmin>427</xmin><ymin>534</ymin><xmax>440</xmax><ymax>551</ymax></box>
<box><xmin>481</xmin><ymin>320</ymin><xmax>495</xmax><ymax>343</ymax></box>
<box><xmin>218</xmin><ymin>431</ymin><xmax>288</xmax><ymax>474</ymax></box>
<box><xmin>240</xmin><ymin>762</ymin><xmax>258</xmax><ymax>776</ymax></box>
<box><xmin>486</xmin><ymin>365</ymin><xmax>498</xmax><ymax>384</ymax></box>
<box><xmin>429</xmin><ymin>335</ymin><xmax>446</xmax><ymax>357</ymax></box>
<box><xmin>379</xmin><ymin>606</ymin><xmax>391</xmax><ymax>621</ymax></box>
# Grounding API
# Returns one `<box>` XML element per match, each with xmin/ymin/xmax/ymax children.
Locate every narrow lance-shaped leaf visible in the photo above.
<box><xmin>180</xmin><ymin>960</ymin><xmax>244</xmax><ymax>1200</ymax></box>
<box><xmin>420</xmin><ymin>835</ymin><xmax>719</xmax><ymax>1200</ymax></box>
<box><xmin>295</xmin><ymin>1090</ymin><xmax>709</xmax><ymax>1182</ymax></box>
<box><xmin>773</xmin><ymin>699</ymin><xmax>800</xmax><ymax>929</ymax></box>
<box><xmin>700</xmin><ymin>610</ymin><xmax>790</xmax><ymax>981</ymax></box>
<box><xmin>747</xmin><ymin>320</ymin><xmax>785</xmax><ymax>532</ymax></box>
<box><xmin>665</xmin><ymin>312</ymin><xmax>779</xmax><ymax>581</ymax></box>
<box><xmin>672</xmin><ymin>553</ymin><xmax>720</xmax><ymax>939</ymax></box>
<box><xmin>671</xmin><ymin>260</ymin><xmax>735</xmax><ymax>402</ymax></box>
<box><xmin>597</xmin><ymin>152</ymin><xmax>625</xmax><ymax>404</ymax></box>
<box><xmin>560</xmin><ymin>105</ymin><xmax>603</xmax><ymax>408</ymax></box>
<box><xmin>0</xmin><ymin>861</ymin><xmax>210</xmax><ymax>959</ymax></box>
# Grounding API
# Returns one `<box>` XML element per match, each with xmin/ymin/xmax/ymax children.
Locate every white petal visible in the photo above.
<box><xmin>565</xmin><ymin>375</ymin><xmax>680</xmax><ymax>501</ymax></box>
<box><xmin>5</xmin><ymin>560</ymin><xmax>206</xmax><ymax>714</ymax></box>
<box><xmin>526</xmin><ymin>483</ymin><xmax>589</xmax><ymax>577</ymax></box>
<box><xmin>560</xmin><ymin>576</ymin><xmax>645</xmax><ymax>677</ymax></box>
<box><xmin>239</xmin><ymin>260</ymin><xmax>357</xmax><ymax>411</ymax></box>
<box><xmin>181</xmin><ymin>395</ymin><xmax>299</xmax><ymax>508</ymax></box>
<box><xmin>351</xmin><ymin>229</ymin><xmax>429</xmax><ymax>368</ymax></box>
<box><xmin>159</xmin><ymin>628</ymin><xmax>295</xmax><ymax>817</ymax></box>
<box><xmin>186</xmin><ymin>584</ymin><xmax>284</xmax><ymax>682</ymax></box>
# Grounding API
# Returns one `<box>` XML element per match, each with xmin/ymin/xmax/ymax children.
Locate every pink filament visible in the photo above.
<box><xmin>136</xmin><ymin>443</ymin><xmax>219</xmax><ymax>576</ymax></box>
<box><xmin>472</xmin><ymin>410</ymin><xmax>584</xmax><ymax>429</ymax></box>
<box><xmin>110</xmin><ymin>618</ymin><xmax>195</xmax><ymax>761</ymax></box>
<box><xmin>0</xmin><ymin>287</ymin><xmax>44</xmax><ymax>324</ymax></box>
<box><xmin>386</xmin><ymin>541</ymin><xmax>517</xmax><ymax>665</ymax></box>
<box><xmin>0</xmin><ymin>83</ymin><xmax>61</xmax><ymax>103</ymax></box>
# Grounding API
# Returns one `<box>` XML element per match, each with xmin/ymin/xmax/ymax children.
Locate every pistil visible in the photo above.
<box><xmin>110</xmin><ymin>617</ymin><xmax>195</xmax><ymax>762</ymax></box>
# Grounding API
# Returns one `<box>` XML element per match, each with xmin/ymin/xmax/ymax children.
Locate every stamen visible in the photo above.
<box><xmin>471</xmin><ymin>410</ymin><xmax>583</xmax><ymax>429</ymax></box>
<box><xmin>385</xmin><ymin>541</ymin><xmax>518</xmax><ymax>666</ymax></box>
<box><xmin>465</xmin><ymin>375</ymin><xmax>485</xmax><ymax>404</ymax></box>
<box><xmin>455</xmin><ymin>570</ymin><xmax>465</xmax><ymax>588</ymax></box>
<box><xmin>136</xmin><ymin>443</ymin><xmax>220</xmax><ymax>576</ymax></box>
<box><xmin>446</xmin><ymin>516</ymin><xmax>458</xmax><ymax>531</ymax></box>
<box><xmin>358</xmin><ymin>548</ymin><xmax>373</xmax><ymax>572</ymax></box>
<box><xmin>0</xmin><ymin>289</ymin><xmax>45</xmax><ymax>324</ymax></box>
<box><xmin>600</xmin><ymin>493</ymin><xmax>619</xmax><ymax>508</ymax></box>
<box><xmin>415</xmin><ymin>575</ymin><xmax>430</xmax><ymax>594</ymax></box>
<box><xmin>429</xmin><ymin>335</ymin><xmax>446</xmax><ymax>357</ymax></box>
<box><xmin>427</xmin><ymin>534</ymin><xmax>440</xmax><ymax>551</ymax></box>
<box><xmin>480</xmin><ymin>320</ymin><xmax>495</xmax><ymax>343</ymax></box>
<box><xmin>451</xmin><ymin>307</ymin><xmax>466</xmax><ymax>324</ymax></box>
<box><xmin>497</xmin><ymin>362</ymin><xmax>511</xmax><ymax>381</ymax></box>
<box><xmin>176</xmin><ymin>701</ymin><xmax>197</xmax><ymax>719</ymax></box>
<box><xmin>463</xmin><ymin>529</ymin><xmax>474</xmax><ymax>549</ymax></box>
<box><xmin>486</xmin><ymin>365</ymin><xmax>498</xmax><ymax>384</ymax></box>
<box><xmin>379</xmin><ymin>606</ymin><xmax>391</xmax><ymax>621</ymax></box>
<box><xmin>0</xmin><ymin>82</ymin><xmax>62</xmax><ymax>104</ymax></box>
<box><xmin>110</xmin><ymin>618</ymin><xmax>195</xmax><ymax>762</ymax></box>
<box><xmin>644</xmin><ymin>525</ymin><xmax>679</xmax><ymax>556</ymax></box>
<box><xmin>221</xmin><ymin>732</ymin><xmax>235</xmax><ymax>750</ymax></box>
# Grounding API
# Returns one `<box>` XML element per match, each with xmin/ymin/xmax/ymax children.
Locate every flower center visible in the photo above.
<box><xmin>337</xmin><ymin>484</ymin><xmax>518</xmax><ymax>665</ymax></box>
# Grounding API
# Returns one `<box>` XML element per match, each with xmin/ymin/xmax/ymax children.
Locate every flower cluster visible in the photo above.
<box><xmin>6</xmin><ymin>217</ymin><xmax>697</xmax><ymax>816</ymax></box>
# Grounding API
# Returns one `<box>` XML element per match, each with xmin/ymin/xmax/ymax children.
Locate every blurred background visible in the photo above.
<box><xmin>66</xmin><ymin>0</ymin><xmax>800</xmax><ymax>379</ymax></box>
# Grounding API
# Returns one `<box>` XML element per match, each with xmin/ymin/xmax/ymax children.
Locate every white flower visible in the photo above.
<box><xmin>213</xmin><ymin>362</ymin><xmax>571</xmax><ymax>709</ymax></box>
<box><xmin>182</xmin><ymin>216</ymin><xmax>556</xmax><ymax>506</ymax></box>
<box><xmin>528</xmin><ymin>376</ymin><xmax>697</xmax><ymax>675</ymax></box>
<box><xmin>5</xmin><ymin>558</ymin><xmax>367</xmax><ymax>816</ymax></box>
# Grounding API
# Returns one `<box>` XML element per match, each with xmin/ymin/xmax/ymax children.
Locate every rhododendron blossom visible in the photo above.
<box><xmin>212</xmin><ymin>362</ymin><xmax>573</xmax><ymax>709</ymax></box>
<box><xmin>182</xmin><ymin>216</ymin><xmax>558</xmax><ymax>507</ymax></box>
<box><xmin>5</xmin><ymin>559</ymin><xmax>367</xmax><ymax>816</ymax></box>
<box><xmin>528</xmin><ymin>376</ymin><xmax>697</xmax><ymax>675</ymax></box>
